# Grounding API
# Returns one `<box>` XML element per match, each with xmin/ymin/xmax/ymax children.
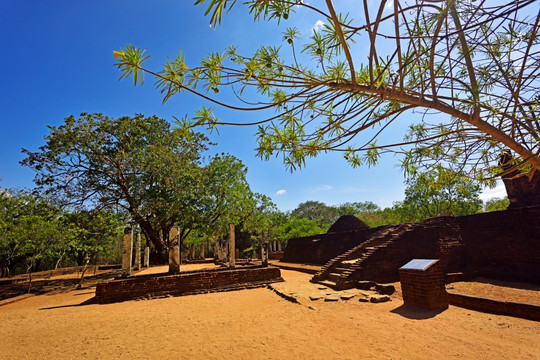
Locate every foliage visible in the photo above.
<box><xmin>290</xmin><ymin>200</ymin><xmax>339</xmax><ymax>228</ymax></box>
<box><xmin>396</xmin><ymin>169</ymin><xmax>483</xmax><ymax>222</ymax></box>
<box><xmin>115</xmin><ymin>1</ymin><xmax>540</xmax><ymax>181</ymax></box>
<box><xmin>63</xmin><ymin>209</ymin><xmax>125</xmax><ymax>266</ymax></box>
<box><xmin>0</xmin><ymin>189</ymin><xmax>124</xmax><ymax>278</ymax></box>
<box><xmin>273</xmin><ymin>217</ymin><xmax>327</xmax><ymax>241</ymax></box>
<box><xmin>484</xmin><ymin>197</ymin><xmax>509</xmax><ymax>213</ymax></box>
<box><xmin>22</xmin><ymin>113</ymin><xmax>266</xmax><ymax>256</ymax></box>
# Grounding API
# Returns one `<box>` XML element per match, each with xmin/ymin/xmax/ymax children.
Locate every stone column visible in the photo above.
<box><xmin>168</xmin><ymin>226</ymin><xmax>180</xmax><ymax>274</ymax></box>
<box><xmin>199</xmin><ymin>242</ymin><xmax>205</xmax><ymax>259</ymax></box>
<box><xmin>262</xmin><ymin>242</ymin><xmax>268</xmax><ymax>267</ymax></box>
<box><xmin>228</xmin><ymin>223</ymin><xmax>235</xmax><ymax>268</ymax></box>
<box><xmin>277</xmin><ymin>240</ymin><xmax>282</xmax><ymax>252</ymax></box>
<box><xmin>121</xmin><ymin>227</ymin><xmax>133</xmax><ymax>277</ymax></box>
<box><xmin>222</xmin><ymin>240</ymin><xmax>228</xmax><ymax>263</ymax></box>
<box><xmin>143</xmin><ymin>246</ymin><xmax>150</xmax><ymax>267</ymax></box>
<box><xmin>214</xmin><ymin>241</ymin><xmax>219</xmax><ymax>263</ymax></box>
<box><xmin>134</xmin><ymin>231</ymin><xmax>141</xmax><ymax>271</ymax></box>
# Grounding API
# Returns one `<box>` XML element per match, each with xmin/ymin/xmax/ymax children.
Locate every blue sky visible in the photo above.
<box><xmin>0</xmin><ymin>1</ymin><xmax>505</xmax><ymax>211</ymax></box>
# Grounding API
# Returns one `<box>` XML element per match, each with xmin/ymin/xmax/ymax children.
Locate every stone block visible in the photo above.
<box><xmin>357</xmin><ymin>280</ymin><xmax>375</xmax><ymax>290</ymax></box>
<box><xmin>370</xmin><ymin>294</ymin><xmax>390</xmax><ymax>303</ymax></box>
<box><xmin>375</xmin><ymin>283</ymin><xmax>395</xmax><ymax>295</ymax></box>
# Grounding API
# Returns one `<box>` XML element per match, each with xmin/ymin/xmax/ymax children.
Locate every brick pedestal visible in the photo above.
<box><xmin>399</xmin><ymin>259</ymin><xmax>448</xmax><ymax>310</ymax></box>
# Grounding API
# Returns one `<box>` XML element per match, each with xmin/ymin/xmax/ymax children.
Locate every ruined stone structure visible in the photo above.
<box><xmin>121</xmin><ymin>227</ymin><xmax>133</xmax><ymax>277</ymax></box>
<box><xmin>499</xmin><ymin>152</ymin><xmax>540</xmax><ymax>208</ymax></box>
<box><xmin>134</xmin><ymin>231</ymin><xmax>141</xmax><ymax>271</ymax></box>
<box><xmin>168</xmin><ymin>226</ymin><xmax>180</xmax><ymax>274</ymax></box>
<box><xmin>327</xmin><ymin>215</ymin><xmax>370</xmax><ymax>233</ymax></box>
<box><xmin>281</xmin><ymin>206</ymin><xmax>540</xmax><ymax>289</ymax></box>
<box><xmin>502</xmin><ymin>172</ymin><xmax>540</xmax><ymax>209</ymax></box>
<box><xmin>143</xmin><ymin>247</ymin><xmax>150</xmax><ymax>268</ymax></box>
<box><xmin>229</xmin><ymin>223</ymin><xmax>236</xmax><ymax>268</ymax></box>
<box><xmin>95</xmin><ymin>266</ymin><xmax>283</xmax><ymax>304</ymax></box>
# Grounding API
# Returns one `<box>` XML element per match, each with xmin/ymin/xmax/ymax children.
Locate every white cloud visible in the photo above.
<box><xmin>386</xmin><ymin>0</ymin><xmax>394</xmax><ymax>10</ymax></box>
<box><xmin>480</xmin><ymin>182</ymin><xmax>507</xmax><ymax>201</ymax></box>
<box><xmin>312</xmin><ymin>20</ymin><xmax>324</xmax><ymax>33</ymax></box>
<box><xmin>276</xmin><ymin>189</ymin><xmax>287</xmax><ymax>196</ymax></box>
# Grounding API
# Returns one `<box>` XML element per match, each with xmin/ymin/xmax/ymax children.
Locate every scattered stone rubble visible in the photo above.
<box><xmin>268</xmin><ymin>279</ymin><xmax>396</xmax><ymax>306</ymax></box>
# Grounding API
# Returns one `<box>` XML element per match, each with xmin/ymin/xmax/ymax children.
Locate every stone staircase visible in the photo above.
<box><xmin>311</xmin><ymin>223</ymin><xmax>415</xmax><ymax>290</ymax></box>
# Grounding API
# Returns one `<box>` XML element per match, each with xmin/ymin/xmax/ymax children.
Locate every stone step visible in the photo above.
<box><xmin>335</xmin><ymin>267</ymin><xmax>350</xmax><ymax>272</ymax></box>
<box><xmin>317</xmin><ymin>279</ymin><xmax>338</xmax><ymax>289</ymax></box>
<box><xmin>328</xmin><ymin>273</ymin><xmax>344</xmax><ymax>282</ymax></box>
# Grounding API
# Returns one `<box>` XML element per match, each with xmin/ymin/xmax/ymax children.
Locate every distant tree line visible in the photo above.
<box><xmin>0</xmin><ymin>189</ymin><xmax>125</xmax><ymax>278</ymax></box>
<box><xmin>271</xmin><ymin>173</ymin><xmax>509</xmax><ymax>242</ymax></box>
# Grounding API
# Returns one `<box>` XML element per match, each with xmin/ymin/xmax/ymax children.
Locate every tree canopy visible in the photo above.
<box><xmin>396</xmin><ymin>168</ymin><xmax>483</xmax><ymax>221</ymax></box>
<box><xmin>0</xmin><ymin>189</ymin><xmax>123</xmax><ymax>279</ymax></box>
<box><xmin>22</xmin><ymin>113</ymin><xmax>264</xmax><ymax>255</ymax></box>
<box><xmin>115</xmin><ymin>0</ymin><xmax>540</xmax><ymax>182</ymax></box>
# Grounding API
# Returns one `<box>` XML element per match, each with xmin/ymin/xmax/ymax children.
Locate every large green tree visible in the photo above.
<box><xmin>115</xmin><ymin>0</ymin><xmax>540</xmax><ymax>181</ymax></box>
<box><xmin>396</xmin><ymin>168</ymin><xmax>483</xmax><ymax>221</ymax></box>
<box><xmin>22</xmin><ymin>113</ymin><xmax>259</xmax><ymax>254</ymax></box>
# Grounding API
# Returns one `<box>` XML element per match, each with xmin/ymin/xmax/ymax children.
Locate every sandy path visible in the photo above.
<box><xmin>1</xmin><ymin>267</ymin><xmax>539</xmax><ymax>359</ymax></box>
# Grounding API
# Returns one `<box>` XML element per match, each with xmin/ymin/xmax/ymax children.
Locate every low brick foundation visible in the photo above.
<box><xmin>95</xmin><ymin>266</ymin><xmax>283</xmax><ymax>304</ymax></box>
<box><xmin>269</xmin><ymin>252</ymin><xmax>284</xmax><ymax>260</ymax></box>
<box><xmin>447</xmin><ymin>293</ymin><xmax>540</xmax><ymax>321</ymax></box>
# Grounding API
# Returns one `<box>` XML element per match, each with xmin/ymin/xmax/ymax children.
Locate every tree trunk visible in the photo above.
<box><xmin>135</xmin><ymin>218</ymin><xmax>165</xmax><ymax>253</ymax></box>
<box><xmin>77</xmin><ymin>253</ymin><xmax>90</xmax><ymax>289</ymax></box>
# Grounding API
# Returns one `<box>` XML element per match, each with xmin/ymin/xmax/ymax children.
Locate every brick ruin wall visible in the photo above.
<box><xmin>95</xmin><ymin>266</ymin><xmax>283</xmax><ymax>304</ymax></box>
<box><xmin>281</xmin><ymin>226</ymin><xmax>393</xmax><ymax>265</ymax></box>
<box><xmin>283</xmin><ymin>206</ymin><xmax>540</xmax><ymax>284</ymax></box>
<box><xmin>457</xmin><ymin>206</ymin><xmax>540</xmax><ymax>283</ymax></box>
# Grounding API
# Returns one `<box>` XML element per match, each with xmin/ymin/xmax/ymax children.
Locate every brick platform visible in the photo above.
<box><xmin>95</xmin><ymin>266</ymin><xmax>283</xmax><ymax>304</ymax></box>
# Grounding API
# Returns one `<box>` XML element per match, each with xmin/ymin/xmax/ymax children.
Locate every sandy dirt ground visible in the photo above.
<box><xmin>1</xmin><ymin>265</ymin><xmax>539</xmax><ymax>360</ymax></box>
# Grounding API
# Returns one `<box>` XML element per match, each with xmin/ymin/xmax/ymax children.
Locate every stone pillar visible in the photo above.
<box><xmin>168</xmin><ymin>226</ymin><xmax>180</xmax><ymax>274</ymax></box>
<box><xmin>213</xmin><ymin>236</ymin><xmax>219</xmax><ymax>263</ymax></box>
<box><xmin>134</xmin><ymin>231</ymin><xmax>141</xmax><ymax>271</ymax></box>
<box><xmin>121</xmin><ymin>227</ymin><xmax>133</xmax><ymax>277</ymax></box>
<box><xmin>228</xmin><ymin>223</ymin><xmax>235</xmax><ymax>268</ymax></box>
<box><xmin>262</xmin><ymin>242</ymin><xmax>268</xmax><ymax>267</ymax></box>
<box><xmin>277</xmin><ymin>240</ymin><xmax>282</xmax><ymax>252</ymax></box>
<box><xmin>143</xmin><ymin>246</ymin><xmax>150</xmax><ymax>267</ymax></box>
<box><xmin>199</xmin><ymin>242</ymin><xmax>205</xmax><ymax>259</ymax></box>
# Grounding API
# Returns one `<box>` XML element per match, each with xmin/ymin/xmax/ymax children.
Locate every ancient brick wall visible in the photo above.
<box><xmin>268</xmin><ymin>252</ymin><xmax>284</xmax><ymax>260</ymax></box>
<box><xmin>281</xmin><ymin>226</ymin><xmax>391</xmax><ymax>264</ymax></box>
<box><xmin>347</xmin><ymin>209</ymin><xmax>539</xmax><ymax>284</ymax></box>
<box><xmin>95</xmin><ymin>266</ymin><xmax>283</xmax><ymax>304</ymax></box>
<box><xmin>455</xmin><ymin>206</ymin><xmax>540</xmax><ymax>283</ymax></box>
<box><xmin>447</xmin><ymin>292</ymin><xmax>540</xmax><ymax>321</ymax></box>
<box><xmin>288</xmin><ymin>206</ymin><xmax>540</xmax><ymax>284</ymax></box>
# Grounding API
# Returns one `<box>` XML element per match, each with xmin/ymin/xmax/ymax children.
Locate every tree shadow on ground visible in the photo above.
<box><xmin>0</xmin><ymin>270</ymin><xmax>120</xmax><ymax>301</ymax></box>
<box><xmin>39</xmin><ymin>297</ymin><xmax>98</xmax><ymax>310</ymax></box>
<box><xmin>390</xmin><ymin>304</ymin><xmax>446</xmax><ymax>320</ymax></box>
